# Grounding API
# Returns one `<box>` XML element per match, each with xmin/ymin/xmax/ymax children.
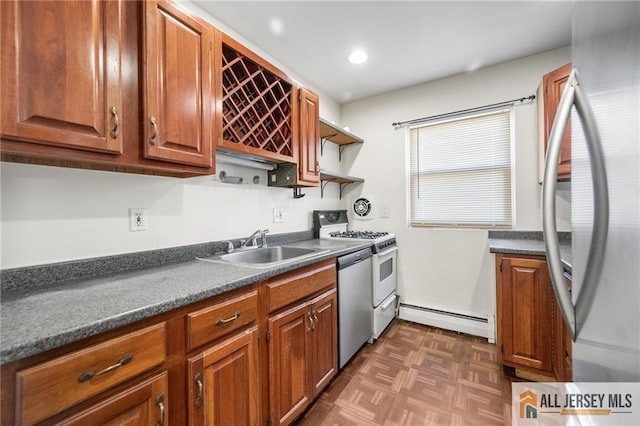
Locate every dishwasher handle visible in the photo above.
<box><xmin>337</xmin><ymin>247</ymin><xmax>372</xmax><ymax>270</ymax></box>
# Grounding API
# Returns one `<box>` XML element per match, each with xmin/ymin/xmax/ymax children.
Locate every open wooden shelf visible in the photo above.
<box><xmin>319</xmin><ymin>169</ymin><xmax>364</xmax><ymax>199</ymax></box>
<box><xmin>319</xmin><ymin>118</ymin><xmax>363</xmax><ymax>160</ymax></box>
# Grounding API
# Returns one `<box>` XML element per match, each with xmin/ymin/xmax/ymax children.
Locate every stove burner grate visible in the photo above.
<box><xmin>329</xmin><ymin>230</ymin><xmax>390</xmax><ymax>240</ymax></box>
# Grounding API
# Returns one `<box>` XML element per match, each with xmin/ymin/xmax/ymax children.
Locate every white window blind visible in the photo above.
<box><xmin>409</xmin><ymin>109</ymin><xmax>512</xmax><ymax>227</ymax></box>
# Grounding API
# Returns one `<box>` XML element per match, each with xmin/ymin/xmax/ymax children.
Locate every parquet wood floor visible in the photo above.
<box><xmin>296</xmin><ymin>320</ymin><xmax>514</xmax><ymax>426</ymax></box>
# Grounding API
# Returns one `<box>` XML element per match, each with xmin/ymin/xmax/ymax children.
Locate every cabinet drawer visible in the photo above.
<box><xmin>17</xmin><ymin>322</ymin><xmax>166</xmax><ymax>425</ymax></box>
<box><xmin>187</xmin><ymin>290</ymin><xmax>258</xmax><ymax>351</ymax></box>
<box><xmin>265</xmin><ymin>259</ymin><xmax>336</xmax><ymax>313</ymax></box>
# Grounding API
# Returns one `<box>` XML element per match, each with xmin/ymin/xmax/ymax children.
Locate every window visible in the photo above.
<box><xmin>408</xmin><ymin>109</ymin><xmax>513</xmax><ymax>227</ymax></box>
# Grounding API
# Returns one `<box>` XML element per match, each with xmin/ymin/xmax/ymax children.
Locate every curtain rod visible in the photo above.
<box><xmin>391</xmin><ymin>94</ymin><xmax>536</xmax><ymax>129</ymax></box>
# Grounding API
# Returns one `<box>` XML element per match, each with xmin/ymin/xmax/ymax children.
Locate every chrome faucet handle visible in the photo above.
<box><xmin>260</xmin><ymin>229</ymin><xmax>270</xmax><ymax>247</ymax></box>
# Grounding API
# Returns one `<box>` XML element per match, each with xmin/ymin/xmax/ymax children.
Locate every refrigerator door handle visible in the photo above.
<box><xmin>542</xmin><ymin>68</ymin><xmax>609</xmax><ymax>342</ymax></box>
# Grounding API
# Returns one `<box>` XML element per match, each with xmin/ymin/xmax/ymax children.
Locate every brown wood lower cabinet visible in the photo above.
<box><xmin>54</xmin><ymin>372</ymin><xmax>169</xmax><ymax>426</ymax></box>
<box><xmin>268</xmin><ymin>301</ymin><xmax>314</xmax><ymax>425</ymax></box>
<box><xmin>268</xmin><ymin>289</ymin><xmax>337</xmax><ymax>426</ymax></box>
<box><xmin>309</xmin><ymin>291</ymin><xmax>338</xmax><ymax>395</ymax></box>
<box><xmin>265</xmin><ymin>260</ymin><xmax>338</xmax><ymax>426</ymax></box>
<box><xmin>553</xmin><ymin>275</ymin><xmax>573</xmax><ymax>382</ymax></box>
<box><xmin>188</xmin><ymin>326</ymin><xmax>260</xmax><ymax>426</ymax></box>
<box><xmin>15</xmin><ymin>323</ymin><xmax>167</xmax><ymax>425</ymax></box>
<box><xmin>496</xmin><ymin>253</ymin><xmax>572</xmax><ymax>380</ymax></box>
<box><xmin>1</xmin><ymin>259</ymin><xmax>338</xmax><ymax>426</ymax></box>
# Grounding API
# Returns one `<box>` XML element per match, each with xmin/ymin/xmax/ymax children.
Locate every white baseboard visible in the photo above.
<box><xmin>399</xmin><ymin>304</ymin><xmax>496</xmax><ymax>343</ymax></box>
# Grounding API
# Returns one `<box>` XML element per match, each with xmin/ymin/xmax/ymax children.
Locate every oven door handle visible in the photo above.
<box><xmin>375</xmin><ymin>247</ymin><xmax>397</xmax><ymax>257</ymax></box>
<box><xmin>381</xmin><ymin>296</ymin><xmax>396</xmax><ymax>310</ymax></box>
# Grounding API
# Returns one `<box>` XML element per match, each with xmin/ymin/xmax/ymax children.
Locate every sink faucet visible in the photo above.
<box><xmin>242</xmin><ymin>228</ymin><xmax>269</xmax><ymax>248</ymax></box>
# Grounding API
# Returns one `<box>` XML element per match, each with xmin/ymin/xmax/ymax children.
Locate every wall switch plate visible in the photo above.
<box><xmin>129</xmin><ymin>208</ymin><xmax>147</xmax><ymax>231</ymax></box>
<box><xmin>273</xmin><ymin>208</ymin><xmax>284</xmax><ymax>223</ymax></box>
<box><xmin>380</xmin><ymin>207</ymin><xmax>390</xmax><ymax>218</ymax></box>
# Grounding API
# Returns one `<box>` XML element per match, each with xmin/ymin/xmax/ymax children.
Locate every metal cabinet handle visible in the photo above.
<box><xmin>194</xmin><ymin>372</ymin><xmax>204</xmax><ymax>408</ymax></box>
<box><xmin>542</xmin><ymin>68</ymin><xmax>609</xmax><ymax>341</ymax></box>
<box><xmin>215</xmin><ymin>311</ymin><xmax>241</xmax><ymax>326</ymax></box>
<box><xmin>109</xmin><ymin>107</ymin><xmax>119</xmax><ymax>139</ymax></box>
<box><xmin>149</xmin><ymin>116</ymin><xmax>158</xmax><ymax>145</ymax></box>
<box><xmin>77</xmin><ymin>354</ymin><xmax>133</xmax><ymax>383</ymax></box>
<box><xmin>156</xmin><ymin>394</ymin><xmax>165</xmax><ymax>426</ymax></box>
<box><xmin>312</xmin><ymin>313</ymin><xmax>319</xmax><ymax>330</ymax></box>
<box><xmin>307</xmin><ymin>312</ymin><xmax>314</xmax><ymax>333</ymax></box>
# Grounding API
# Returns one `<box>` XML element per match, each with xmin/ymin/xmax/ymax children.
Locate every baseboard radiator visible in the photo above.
<box><xmin>399</xmin><ymin>303</ymin><xmax>496</xmax><ymax>343</ymax></box>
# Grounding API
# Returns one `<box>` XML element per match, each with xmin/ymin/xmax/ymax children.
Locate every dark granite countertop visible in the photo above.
<box><xmin>0</xmin><ymin>238</ymin><xmax>370</xmax><ymax>365</ymax></box>
<box><xmin>488</xmin><ymin>231</ymin><xmax>572</xmax><ymax>272</ymax></box>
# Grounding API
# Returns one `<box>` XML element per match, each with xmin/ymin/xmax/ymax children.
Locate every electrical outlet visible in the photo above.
<box><xmin>381</xmin><ymin>207</ymin><xmax>390</xmax><ymax>218</ymax></box>
<box><xmin>129</xmin><ymin>208</ymin><xmax>147</xmax><ymax>231</ymax></box>
<box><xmin>273</xmin><ymin>208</ymin><xmax>284</xmax><ymax>223</ymax></box>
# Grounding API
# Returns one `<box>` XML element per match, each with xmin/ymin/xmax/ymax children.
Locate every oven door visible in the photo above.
<box><xmin>372</xmin><ymin>246</ymin><xmax>397</xmax><ymax>306</ymax></box>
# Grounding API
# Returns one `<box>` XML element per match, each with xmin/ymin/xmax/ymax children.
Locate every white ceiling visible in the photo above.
<box><xmin>194</xmin><ymin>1</ymin><xmax>572</xmax><ymax>103</ymax></box>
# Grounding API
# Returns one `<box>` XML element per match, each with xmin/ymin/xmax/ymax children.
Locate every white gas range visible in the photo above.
<box><xmin>313</xmin><ymin>210</ymin><xmax>398</xmax><ymax>344</ymax></box>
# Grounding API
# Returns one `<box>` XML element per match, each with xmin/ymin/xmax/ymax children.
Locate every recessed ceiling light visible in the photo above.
<box><xmin>269</xmin><ymin>17</ymin><xmax>284</xmax><ymax>36</ymax></box>
<box><xmin>348</xmin><ymin>50</ymin><xmax>368</xmax><ymax>64</ymax></box>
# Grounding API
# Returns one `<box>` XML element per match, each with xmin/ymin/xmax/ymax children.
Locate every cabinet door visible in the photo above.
<box><xmin>499</xmin><ymin>256</ymin><xmax>553</xmax><ymax>372</ymax></box>
<box><xmin>189</xmin><ymin>326</ymin><xmax>259</xmax><ymax>426</ymax></box>
<box><xmin>1</xmin><ymin>0</ymin><xmax>124</xmax><ymax>154</ymax></box>
<box><xmin>55</xmin><ymin>372</ymin><xmax>168</xmax><ymax>426</ymax></box>
<box><xmin>309</xmin><ymin>289</ymin><xmax>337</xmax><ymax>396</ymax></box>
<box><xmin>298</xmin><ymin>88</ymin><xmax>320</xmax><ymax>185</ymax></box>
<box><xmin>543</xmin><ymin>63</ymin><xmax>572</xmax><ymax>181</ymax></box>
<box><xmin>268</xmin><ymin>302</ymin><xmax>313</xmax><ymax>426</ymax></box>
<box><xmin>143</xmin><ymin>0</ymin><xmax>214</xmax><ymax>168</ymax></box>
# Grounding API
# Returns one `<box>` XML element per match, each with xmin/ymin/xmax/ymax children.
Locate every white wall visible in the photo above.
<box><xmin>0</xmin><ymin>2</ymin><xmax>345</xmax><ymax>269</ymax></box>
<box><xmin>341</xmin><ymin>47</ymin><xmax>572</xmax><ymax>322</ymax></box>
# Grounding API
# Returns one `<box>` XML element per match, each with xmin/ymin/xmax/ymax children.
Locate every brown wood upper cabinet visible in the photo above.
<box><xmin>539</xmin><ymin>63</ymin><xmax>572</xmax><ymax>181</ymax></box>
<box><xmin>143</xmin><ymin>0</ymin><xmax>216</xmax><ymax>169</ymax></box>
<box><xmin>1</xmin><ymin>0</ymin><xmax>125</xmax><ymax>154</ymax></box>
<box><xmin>218</xmin><ymin>34</ymin><xmax>298</xmax><ymax>164</ymax></box>
<box><xmin>297</xmin><ymin>88</ymin><xmax>321</xmax><ymax>185</ymax></box>
<box><xmin>1</xmin><ymin>0</ymin><xmax>216</xmax><ymax>177</ymax></box>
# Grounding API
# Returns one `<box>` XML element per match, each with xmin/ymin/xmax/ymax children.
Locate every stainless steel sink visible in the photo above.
<box><xmin>197</xmin><ymin>246</ymin><xmax>328</xmax><ymax>268</ymax></box>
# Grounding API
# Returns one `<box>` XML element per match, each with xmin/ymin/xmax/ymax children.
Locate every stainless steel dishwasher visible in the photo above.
<box><xmin>337</xmin><ymin>247</ymin><xmax>373</xmax><ymax>369</ymax></box>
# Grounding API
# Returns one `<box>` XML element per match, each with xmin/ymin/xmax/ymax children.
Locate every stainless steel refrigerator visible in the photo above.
<box><xmin>543</xmin><ymin>1</ymin><xmax>640</xmax><ymax>381</ymax></box>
